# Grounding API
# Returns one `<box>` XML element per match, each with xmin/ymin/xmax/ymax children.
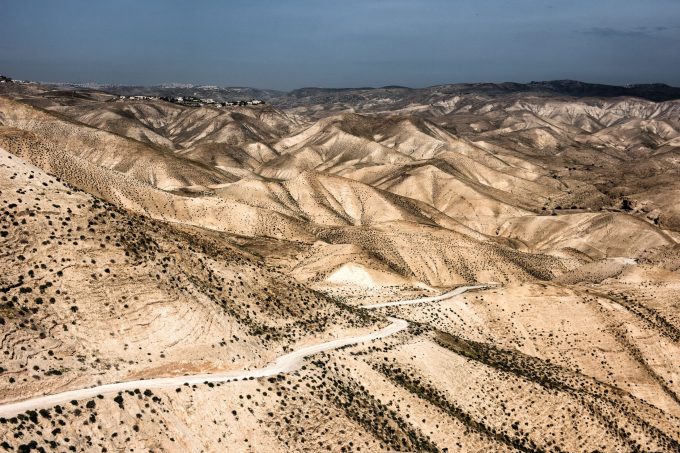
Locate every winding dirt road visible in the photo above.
<box><xmin>361</xmin><ymin>285</ymin><xmax>488</xmax><ymax>309</ymax></box>
<box><xmin>0</xmin><ymin>285</ymin><xmax>486</xmax><ymax>417</ymax></box>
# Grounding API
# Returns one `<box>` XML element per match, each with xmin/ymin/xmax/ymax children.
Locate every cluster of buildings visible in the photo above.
<box><xmin>118</xmin><ymin>95</ymin><xmax>159</xmax><ymax>101</ymax></box>
<box><xmin>0</xmin><ymin>75</ymin><xmax>32</xmax><ymax>84</ymax></box>
<box><xmin>115</xmin><ymin>95</ymin><xmax>264</xmax><ymax>107</ymax></box>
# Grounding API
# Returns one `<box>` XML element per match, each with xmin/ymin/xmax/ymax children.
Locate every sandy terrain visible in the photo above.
<box><xmin>0</xmin><ymin>81</ymin><xmax>678</xmax><ymax>451</ymax></box>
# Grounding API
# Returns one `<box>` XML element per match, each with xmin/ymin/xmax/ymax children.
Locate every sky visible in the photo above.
<box><xmin>1</xmin><ymin>0</ymin><xmax>679</xmax><ymax>90</ymax></box>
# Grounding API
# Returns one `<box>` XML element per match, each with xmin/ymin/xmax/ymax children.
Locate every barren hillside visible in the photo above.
<box><xmin>0</xmin><ymin>81</ymin><xmax>679</xmax><ymax>452</ymax></box>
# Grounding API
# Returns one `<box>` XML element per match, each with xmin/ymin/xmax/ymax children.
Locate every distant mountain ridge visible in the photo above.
<box><xmin>39</xmin><ymin>81</ymin><xmax>284</xmax><ymax>102</ymax></box>
<box><xmin>36</xmin><ymin>79</ymin><xmax>680</xmax><ymax>103</ymax></box>
<box><xmin>281</xmin><ymin>80</ymin><xmax>680</xmax><ymax>104</ymax></box>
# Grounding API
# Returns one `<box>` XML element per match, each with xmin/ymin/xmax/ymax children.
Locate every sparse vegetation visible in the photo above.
<box><xmin>1</xmin><ymin>81</ymin><xmax>679</xmax><ymax>452</ymax></box>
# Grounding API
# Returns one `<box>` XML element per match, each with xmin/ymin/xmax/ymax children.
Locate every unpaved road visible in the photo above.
<box><xmin>361</xmin><ymin>284</ymin><xmax>488</xmax><ymax>309</ymax></box>
<box><xmin>0</xmin><ymin>285</ymin><xmax>485</xmax><ymax>417</ymax></box>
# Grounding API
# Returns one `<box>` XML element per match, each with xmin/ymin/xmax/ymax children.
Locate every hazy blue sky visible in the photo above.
<box><xmin>1</xmin><ymin>0</ymin><xmax>679</xmax><ymax>89</ymax></box>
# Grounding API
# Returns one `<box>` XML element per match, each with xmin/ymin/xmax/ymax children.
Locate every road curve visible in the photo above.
<box><xmin>361</xmin><ymin>285</ymin><xmax>488</xmax><ymax>309</ymax></box>
<box><xmin>0</xmin><ymin>285</ymin><xmax>485</xmax><ymax>417</ymax></box>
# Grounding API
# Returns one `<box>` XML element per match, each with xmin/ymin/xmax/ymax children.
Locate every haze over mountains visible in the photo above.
<box><xmin>43</xmin><ymin>78</ymin><xmax>680</xmax><ymax>104</ymax></box>
<box><xmin>1</xmin><ymin>77</ymin><xmax>680</xmax><ymax>452</ymax></box>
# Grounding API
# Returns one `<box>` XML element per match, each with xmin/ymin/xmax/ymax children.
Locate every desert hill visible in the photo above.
<box><xmin>0</xmin><ymin>80</ymin><xmax>679</xmax><ymax>452</ymax></box>
<box><xmin>0</xmin><ymin>147</ymin><xmax>378</xmax><ymax>401</ymax></box>
<box><xmin>0</xmin><ymin>97</ymin><xmax>234</xmax><ymax>190</ymax></box>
